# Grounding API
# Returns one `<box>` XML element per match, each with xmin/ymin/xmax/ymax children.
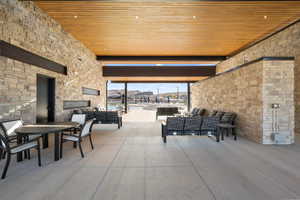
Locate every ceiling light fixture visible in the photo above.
<box><xmin>264</xmin><ymin>15</ymin><xmax>267</xmax><ymax>19</ymax></box>
<box><xmin>74</xmin><ymin>15</ymin><xmax>78</xmax><ymax>19</ymax></box>
<box><xmin>135</xmin><ymin>16</ymin><xmax>139</xmax><ymax>19</ymax></box>
<box><xmin>193</xmin><ymin>16</ymin><xmax>196</xmax><ymax>19</ymax></box>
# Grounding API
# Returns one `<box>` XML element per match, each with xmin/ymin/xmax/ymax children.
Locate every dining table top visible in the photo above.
<box><xmin>15</xmin><ymin>121</ymin><xmax>80</xmax><ymax>135</ymax></box>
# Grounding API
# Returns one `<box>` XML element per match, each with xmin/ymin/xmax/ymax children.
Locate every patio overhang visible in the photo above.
<box><xmin>102</xmin><ymin>65</ymin><xmax>215</xmax><ymax>83</ymax></box>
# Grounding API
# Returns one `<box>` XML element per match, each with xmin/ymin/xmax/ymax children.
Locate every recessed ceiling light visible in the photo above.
<box><xmin>74</xmin><ymin>15</ymin><xmax>78</xmax><ymax>19</ymax></box>
<box><xmin>193</xmin><ymin>16</ymin><xmax>196</xmax><ymax>19</ymax></box>
<box><xmin>135</xmin><ymin>16</ymin><xmax>139</xmax><ymax>19</ymax></box>
<box><xmin>264</xmin><ymin>15</ymin><xmax>267</xmax><ymax>19</ymax></box>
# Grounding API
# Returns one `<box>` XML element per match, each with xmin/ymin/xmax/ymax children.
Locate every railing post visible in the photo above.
<box><xmin>187</xmin><ymin>82</ymin><xmax>191</xmax><ymax>112</ymax></box>
<box><xmin>125</xmin><ymin>82</ymin><xmax>128</xmax><ymax>113</ymax></box>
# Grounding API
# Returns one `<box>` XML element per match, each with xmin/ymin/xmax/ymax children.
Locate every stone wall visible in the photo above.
<box><xmin>191</xmin><ymin>61</ymin><xmax>264</xmax><ymax>143</ymax></box>
<box><xmin>217</xmin><ymin>21</ymin><xmax>300</xmax><ymax>134</ymax></box>
<box><xmin>191</xmin><ymin>59</ymin><xmax>295</xmax><ymax>144</ymax></box>
<box><xmin>0</xmin><ymin>0</ymin><xmax>106</xmax><ymax>123</ymax></box>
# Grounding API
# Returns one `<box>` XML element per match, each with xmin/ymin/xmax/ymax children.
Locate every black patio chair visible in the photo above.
<box><xmin>70</xmin><ymin>114</ymin><xmax>86</xmax><ymax>127</ymax></box>
<box><xmin>106</xmin><ymin>111</ymin><xmax>122</xmax><ymax>128</ymax></box>
<box><xmin>68</xmin><ymin>114</ymin><xmax>87</xmax><ymax>148</ymax></box>
<box><xmin>0</xmin><ymin>119</ymin><xmax>41</xmax><ymax>160</ymax></box>
<box><xmin>215</xmin><ymin>111</ymin><xmax>225</xmax><ymax>120</ymax></box>
<box><xmin>218</xmin><ymin>112</ymin><xmax>237</xmax><ymax>140</ymax></box>
<box><xmin>183</xmin><ymin>117</ymin><xmax>202</xmax><ymax>135</ymax></box>
<box><xmin>208</xmin><ymin>110</ymin><xmax>218</xmax><ymax>117</ymax></box>
<box><xmin>60</xmin><ymin>119</ymin><xmax>94</xmax><ymax>158</ymax></box>
<box><xmin>194</xmin><ymin>108</ymin><xmax>206</xmax><ymax>116</ymax></box>
<box><xmin>200</xmin><ymin>116</ymin><xmax>220</xmax><ymax>142</ymax></box>
<box><xmin>0</xmin><ymin>128</ymin><xmax>41</xmax><ymax>179</ymax></box>
<box><xmin>162</xmin><ymin>117</ymin><xmax>185</xmax><ymax>143</ymax></box>
<box><xmin>190</xmin><ymin>108</ymin><xmax>198</xmax><ymax>115</ymax></box>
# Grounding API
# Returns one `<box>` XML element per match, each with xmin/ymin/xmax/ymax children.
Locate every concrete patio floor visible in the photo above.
<box><xmin>0</xmin><ymin>120</ymin><xmax>300</xmax><ymax>200</ymax></box>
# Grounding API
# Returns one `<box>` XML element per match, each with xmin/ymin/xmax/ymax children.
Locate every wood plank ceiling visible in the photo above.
<box><xmin>36</xmin><ymin>1</ymin><xmax>300</xmax><ymax>56</ymax></box>
<box><xmin>35</xmin><ymin>1</ymin><xmax>300</xmax><ymax>82</ymax></box>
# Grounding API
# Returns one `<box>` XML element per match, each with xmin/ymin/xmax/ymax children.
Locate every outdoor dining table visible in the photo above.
<box><xmin>15</xmin><ymin>122</ymin><xmax>80</xmax><ymax>162</ymax></box>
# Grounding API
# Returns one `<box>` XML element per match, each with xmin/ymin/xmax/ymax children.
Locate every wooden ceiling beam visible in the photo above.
<box><xmin>103</xmin><ymin>65</ymin><xmax>215</xmax><ymax>77</ymax></box>
<box><xmin>0</xmin><ymin>40</ymin><xmax>67</xmax><ymax>75</ymax></box>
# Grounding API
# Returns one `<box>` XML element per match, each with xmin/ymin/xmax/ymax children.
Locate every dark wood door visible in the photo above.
<box><xmin>36</xmin><ymin>74</ymin><xmax>55</xmax><ymax>148</ymax></box>
<box><xmin>36</xmin><ymin>74</ymin><xmax>55</xmax><ymax>123</ymax></box>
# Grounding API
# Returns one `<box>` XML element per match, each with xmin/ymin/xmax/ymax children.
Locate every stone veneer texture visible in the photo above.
<box><xmin>192</xmin><ymin>59</ymin><xmax>295</xmax><ymax>144</ymax></box>
<box><xmin>217</xmin><ymin>21</ymin><xmax>300</xmax><ymax>134</ymax></box>
<box><xmin>0</xmin><ymin>0</ymin><xmax>106</xmax><ymax>123</ymax></box>
<box><xmin>191</xmin><ymin>61</ymin><xmax>264</xmax><ymax>143</ymax></box>
<box><xmin>262</xmin><ymin>60</ymin><xmax>294</xmax><ymax>144</ymax></box>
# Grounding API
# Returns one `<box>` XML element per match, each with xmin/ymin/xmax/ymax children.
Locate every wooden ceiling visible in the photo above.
<box><xmin>36</xmin><ymin>1</ymin><xmax>300</xmax><ymax>57</ymax></box>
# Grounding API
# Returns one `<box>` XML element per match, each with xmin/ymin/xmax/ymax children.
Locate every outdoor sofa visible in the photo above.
<box><xmin>75</xmin><ymin>109</ymin><xmax>122</xmax><ymax>129</ymax></box>
<box><xmin>156</xmin><ymin>107</ymin><xmax>180</xmax><ymax>120</ymax></box>
<box><xmin>161</xmin><ymin>110</ymin><xmax>237</xmax><ymax>143</ymax></box>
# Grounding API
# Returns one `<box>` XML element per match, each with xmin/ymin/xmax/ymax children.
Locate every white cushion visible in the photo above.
<box><xmin>11</xmin><ymin>141</ymin><xmax>37</xmax><ymax>154</ymax></box>
<box><xmin>71</xmin><ymin>114</ymin><xmax>86</xmax><ymax>125</ymax></box>
<box><xmin>2</xmin><ymin>120</ymin><xmax>23</xmax><ymax>136</ymax></box>
<box><xmin>63</xmin><ymin>136</ymin><xmax>79</xmax><ymax>142</ymax></box>
<box><xmin>81</xmin><ymin>120</ymin><xmax>93</xmax><ymax>137</ymax></box>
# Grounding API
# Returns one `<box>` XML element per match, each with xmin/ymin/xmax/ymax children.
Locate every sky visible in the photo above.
<box><xmin>108</xmin><ymin>83</ymin><xmax>188</xmax><ymax>94</ymax></box>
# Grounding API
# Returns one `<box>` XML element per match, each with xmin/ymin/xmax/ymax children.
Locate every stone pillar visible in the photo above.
<box><xmin>262</xmin><ymin>60</ymin><xmax>295</xmax><ymax>144</ymax></box>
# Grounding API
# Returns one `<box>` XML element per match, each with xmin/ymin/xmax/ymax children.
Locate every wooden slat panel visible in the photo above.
<box><xmin>36</xmin><ymin>1</ymin><xmax>300</xmax><ymax>56</ymax></box>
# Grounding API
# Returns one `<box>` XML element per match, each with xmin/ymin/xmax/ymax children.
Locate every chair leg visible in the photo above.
<box><xmin>233</xmin><ymin>128</ymin><xmax>237</xmax><ymax>140</ymax></box>
<box><xmin>60</xmin><ymin>134</ymin><xmax>63</xmax><ymax>159</ymax></box>
<box><xmin>221</xmin><ymin>128</ymin><xmax>224</xmax><ymax>141</ymax></box>
<box><xmin>73</xmin><ymin>129</ymin><xmax>77</xmax><ymax>148</ymax></box>
<box><xmin>78</xmin><ymin>141</ymin><xmax>84</xmax><ymax>158</ymax></box>
<box><xmin>37</xmin><ymin>141</ymin><xmax>42</xmax><ymax>167</ymax></box>
<box><xmin>24</xmin><ymin>150</ymin><xmax>28</xmax><ymax>159</ymax></box>
<box><xmin>163</xmin><ymin>135</ymin><xmax>167</xmax><ymax>143</ymax></box>
<box><xmin>27</xmin><ymin>149</ymin><xmax>31</xmax><ymax>160</ymax></box>
<box><xmin>89</xmin><ymin>134</ymin><xmax>94</xmax><ymax>150</ymax></box>
<box><xmin>216</xmin><ymin>128</ymin><xmax>220</xmax><ymax>142</ymax></box>
<box><xmin>1</xmin><ymin>152</ymin><xmax>11</xmax><ymax>179</ymax></box>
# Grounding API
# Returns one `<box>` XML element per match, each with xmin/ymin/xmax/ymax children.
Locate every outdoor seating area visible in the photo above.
<box><xmin>161</xmin><ymin>110</ymin><xmax>237</xmax><ymax>143</ymax></box>
<box><xmin>1</xmin><ymin>0</ymin><xmax>300</xmax><ymax>199</ymax></box>
<box><xmin>0</xmin><ymin>114</ymin><xmax>95</xmax><ymax>179</ymax></box>
<box><xmin>0</xmin><ymin>121</ymin><xmax>300</xmax><ymax>200</ymax></box>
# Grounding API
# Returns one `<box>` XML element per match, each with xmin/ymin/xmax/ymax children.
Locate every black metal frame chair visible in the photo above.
<box><xmin>0</xmin><ymin>119</ymin><xmax>41</xmax><ymax>160</ymax></box>
<box><xmin>60</xmin><ymin>119</ymin><xmax>94</xmax><ymax>158</ymax></box>
<box><xmin>94</xmin><ymin>111</ymin><xmax>122</xmax><ymax>129</ymax></box>
<box><xmin>200</xmin><ymin>116</ymin><xmax>220</xmax><ymax>142</ymax></box>
<box><xmin>218</xmin><ymin>112</ymin><xmax>237</xmax><ymax>140</ymax></box>
<box><xmin>0</xmin><ymin>128</ymin><xmax>41</xmax><ymax>179</ymax></box>
<box><xmin>162</xmin><ymin>117</ymin><xmax>185</xmax><ymax>143</ymax></box>
<box><xmin>183</xmin><ymin>117</ymin><xmax>203</xmax><ymax>135</ymax></box>
<box><xmin>70</xmin><ymin>114</ymin><xmax>87</xmax><ymax>127</ymax></box>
